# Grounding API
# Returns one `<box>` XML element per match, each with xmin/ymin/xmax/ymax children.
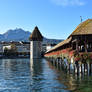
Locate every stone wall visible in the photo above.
<box><xmin>30</xmin><ymin>41</ymin><xmax>42</xmax><ymax>59</ymax></box>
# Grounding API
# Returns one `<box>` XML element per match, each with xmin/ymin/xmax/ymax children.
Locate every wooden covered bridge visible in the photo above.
<box><xmin>44</xmin><ymin>19</ymin><xmax>92</xmax><ymax>75</ymax></box>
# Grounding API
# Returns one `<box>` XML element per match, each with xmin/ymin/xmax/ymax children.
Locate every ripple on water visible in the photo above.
<box><xmin>0</xmin><ymin>58</ymin><xmax>71</xmax><ymax>92</ymax></box>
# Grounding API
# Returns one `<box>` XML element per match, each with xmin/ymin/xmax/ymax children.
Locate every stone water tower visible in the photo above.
<box><xmin>30</xmin><ymin>26</ymin><xmax>43</xmax><ymax>59</ymax></box>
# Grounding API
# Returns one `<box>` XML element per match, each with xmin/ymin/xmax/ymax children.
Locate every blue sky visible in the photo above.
<box><xmin>0</xmin><ymin>0</ymin><xmax>91</xmax><ymax>39</ymax></box>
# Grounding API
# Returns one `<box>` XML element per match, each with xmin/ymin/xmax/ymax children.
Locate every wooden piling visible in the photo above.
<box><xmin>89</xmin><ymin>63</ymin><xmax>92</xmax><ymax>75</ymax></box>
<box><xmin>73</xmin><ymin>64</ymin><xmax>75</xmax><ymax>74</ymax></box>
<box><xmin>69</xmin><ymin>63</ymin><xmax>70</xmax><ymax>73</ymax></box>
<box><xmin>77</xmin><ymin>63</ymin><xmax>79</xmax><ymax>76</ymax></box>
<box><xmin>84</xmin><ymin>63</ymin><xmax>86</xmax><ymax>74</ymax></box>
<box><xmin>81</xmin><ymin>64</ymin><xmax>83</xmax><ymax>74</ymax></box>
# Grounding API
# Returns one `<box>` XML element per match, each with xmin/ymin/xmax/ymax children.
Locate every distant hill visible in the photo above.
<box><xmin>0</xmin><ymin>28</ymin><xmax>63</xmax><ymax>44</ymax></box>
<box><xmin>2</xmin><ymin>28</ymin><xmax>31</xmax><ymax>41</ymax></box>
<box><xmin>43</xmin><ymin>37</ymin><xmax>63</xmax><ymax>44</ymax></box>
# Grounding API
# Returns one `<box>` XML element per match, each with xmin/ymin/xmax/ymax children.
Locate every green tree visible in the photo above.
<box><xmin>4</xmin><ymin>44</ymin><xmax>17</xmax><ymax>56</ymax></box>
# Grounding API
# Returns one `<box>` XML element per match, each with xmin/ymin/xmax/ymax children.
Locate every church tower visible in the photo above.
<box><xmin>30</xmin><ymin>26</ymin><xmax>43</xmax><ymax>59</ymax></box>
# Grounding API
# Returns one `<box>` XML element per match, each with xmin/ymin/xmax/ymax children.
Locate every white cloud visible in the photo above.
<box><xmin>50</xmin><ymin>0</ymin><xmax>85</xmax><ymax>6</ymax></box>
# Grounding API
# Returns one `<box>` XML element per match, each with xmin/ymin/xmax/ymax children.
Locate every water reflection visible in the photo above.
<box><xmin>0</xmin><ymin>58</ymin><xmax>72</xmax><ymax>92</ymax></box>
<box><xmin>47</xmin><ymin>60</ymin><xmax>92</xmax><ymax>92</ymax></box>
<box><xmin>0</xmin><ymin>59</ymin><xmax>31</xmax><ymax>92</ymax></box>
<box><xmin>30</xmin><ymin>59</ymin><xmax>44</xmax><ymax>91</ymax></box>
<box><xmin>30</xmin><ymin>59</ymin><xmax>43</xmax><ymax>76</ymax></box>
<box><xmin>29</xmin><ymin>59</ymin><xmax>70</xmax><ymax>92</ymax></box>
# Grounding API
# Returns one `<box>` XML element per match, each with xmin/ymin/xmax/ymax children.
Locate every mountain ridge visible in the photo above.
<box><xmin>0</xmin><ymin>28</ymin><xmax>63</xmax><ymax>44</ymax></box>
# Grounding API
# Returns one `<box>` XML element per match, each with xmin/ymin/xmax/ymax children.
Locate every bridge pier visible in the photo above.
<box><xmin>45</xmin><ymin>56</ymin><xmax>92</xmax><ymax>77</ymax></box>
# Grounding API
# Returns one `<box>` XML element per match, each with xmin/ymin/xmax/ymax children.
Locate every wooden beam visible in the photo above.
<box><xmin>76</xmin><ymin>40</ymin><xmax>79</xmax><ymax>52</ymax></box>
<box><xmin>84</xmin><ymin>40</ymin><xmax>87</xmax><ymax>52</ymax></box>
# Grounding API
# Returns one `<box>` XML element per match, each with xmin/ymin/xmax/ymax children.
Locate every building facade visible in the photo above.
<box><xmin>0</xmin><ymin>41</ymin><xmax>30</xmax><ymax>56</ymax></box>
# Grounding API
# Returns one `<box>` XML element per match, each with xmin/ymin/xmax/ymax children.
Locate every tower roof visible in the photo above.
<box><xmin>69</xmin><ymin>19</ymin><xmax>92</xmax><ymax>37</ymax></box>
<box><xmin>30</xmin><ymin>26</ymin><xmax>43</xmax><ymax>41</ymax></box>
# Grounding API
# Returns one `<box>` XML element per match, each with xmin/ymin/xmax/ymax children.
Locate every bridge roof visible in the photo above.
<box><xmin>69</xmin><ymin>19</ymin><xmax>92</xmax><ymax>37</ymax></box>
<box><xmin>46</xmin><ymin>37</ymin><xmax>72</xmax><ymax>53</ymax></box>
<box><xmin>46</xmin><ymin>19</ymin><xmax>92</xmax><ymax>53</ymax></box>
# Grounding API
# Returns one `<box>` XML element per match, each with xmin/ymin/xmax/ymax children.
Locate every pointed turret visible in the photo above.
<box><xmin>30</xmin><ymin>26</ymin><xmax>43</xmax><ymax>41</ymax></box>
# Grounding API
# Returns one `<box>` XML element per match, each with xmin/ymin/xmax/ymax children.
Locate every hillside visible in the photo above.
<box><xmin>0</xmin><ymin>28</ymin><xmax>63</xmax><ymax>44</ymax></box>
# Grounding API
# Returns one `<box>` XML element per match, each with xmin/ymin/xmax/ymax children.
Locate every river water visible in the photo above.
<box><xmin>0</xmin><ymin>58</ymin><xmax>92</xmax><ymax>92</ymax></box>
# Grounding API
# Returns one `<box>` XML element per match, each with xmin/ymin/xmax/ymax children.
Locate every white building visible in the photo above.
<box><xmin>0</xmin><ymin>42</ymin><xmax>30</xmax><ymax>54</ymax></box>
<box><xmin>3</xmin><ymin>45</ymin><xmax>11</xmax><ymax>52</ymax></box>
<box><xmin>16</xmin><ymin>42</ymin><xmax>30</xmax><ymax>53</ymax></box>
<box><xmin>46</xmin><ymin>44</ymin><xmax>56</xmax><ymax>52</ymax></box>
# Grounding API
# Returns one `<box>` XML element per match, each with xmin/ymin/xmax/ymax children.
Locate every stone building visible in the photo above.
<box><xmin>30</xmin><ymin>26</ymin><xmax>43</xmax><ymax>59</ymax></box>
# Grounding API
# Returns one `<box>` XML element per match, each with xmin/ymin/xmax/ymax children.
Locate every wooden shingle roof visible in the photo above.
<box><xmin>30</xmin><ymin>26</ymin><xmax>43</xmax><ymax>41</ymax></box>
<box><xmin>69</xmin><ymin>19</ymin><xmax>92</xmax><ymax>37</ymax></box>
<box><xmin>46</xmin><ymin>37</ymin><xmax>72</xmax><ymax>53</ymax></box>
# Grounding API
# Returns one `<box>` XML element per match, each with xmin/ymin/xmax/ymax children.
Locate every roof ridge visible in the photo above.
<box><xmin>74</xmin><ymin>19</ymin><xmax>91</xmax><ymax>34</ymax></box>
<box><xmin>68</xmin><ymin>19</ymin><xmax>92</xmax><ymax>37</ymax></box>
